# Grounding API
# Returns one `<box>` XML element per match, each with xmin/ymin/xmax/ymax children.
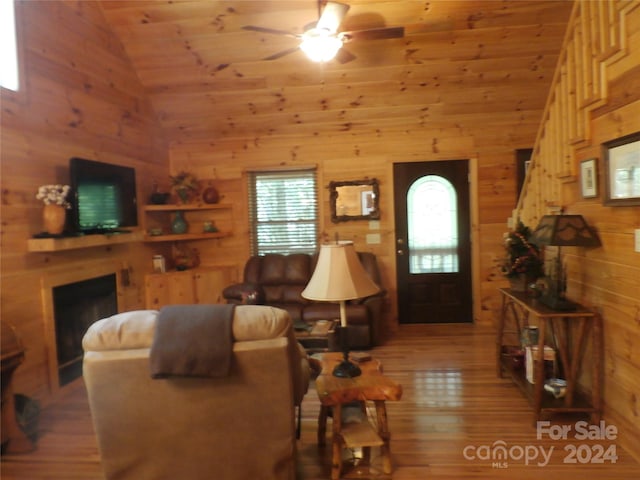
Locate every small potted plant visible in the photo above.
<box><xmin>169</xmin><ymin>171</ymin><xmax>199</xmax><ymax>204</ymax></box>
<box><xmin>500</xmin><ymin>221</ymin><xmax>544</xmax><ymax>292</ymax></box>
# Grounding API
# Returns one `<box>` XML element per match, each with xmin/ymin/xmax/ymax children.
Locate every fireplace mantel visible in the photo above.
<box><xmin>27</xmin><ymin>230</ymin><xmax>143</xmax><ymax>252</ymax></box>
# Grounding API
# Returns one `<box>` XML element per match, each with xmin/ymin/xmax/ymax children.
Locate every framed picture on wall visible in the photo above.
<box><xmin>603</xmin><ymin>131</ymin><xmax>640</xmax><ymax>206</ymax></box>
<box><xmin>580</xmin><ymin>158</ymin><xmax>597</xmax><ymax>198</ymax></box>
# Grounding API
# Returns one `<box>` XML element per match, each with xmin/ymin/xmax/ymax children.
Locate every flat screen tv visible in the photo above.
<box><xmin>69</xmin><ymin>157</ymin><xmax>138</xmax><ymax>235</ymax></box>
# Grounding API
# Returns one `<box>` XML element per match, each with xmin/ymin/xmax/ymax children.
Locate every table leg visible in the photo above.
<box><xmin>566</xmin><ymin>317</ymin><xmax>587</xmax><ymax>406</ymax></box>
<box><xmin>533</xmin><ymin>320</ymin><xmax>546</xmax><ymax>423</ymax></box>
<box><xmin>497</xmin><ymin>294</ymin><xmax>508</xmax><ymax>377</ymax></box>
<box><xmin>374</xmin><ymin>400</ymin><xmax>392</xmax><ymax>474</ymax></box>
<box><xmin>318</xmin><ymin>405</ymin><xmax>328</xmax><ymax>447</ymax></box>
<box><xmin>591</xmin><ymin>314</ymin><xmax>603</xmax><ymax>423</ymax></box>
<box><xmin>331</xmin><ymin>404</ymin><xmax>343</xmax><ymax>480</ymax></box>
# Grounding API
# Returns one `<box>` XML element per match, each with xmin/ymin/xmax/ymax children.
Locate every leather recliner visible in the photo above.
<box><xmin>222</xmin><ymin>252</ymin><xmax>385</xmax><ymax>348</ymax></box>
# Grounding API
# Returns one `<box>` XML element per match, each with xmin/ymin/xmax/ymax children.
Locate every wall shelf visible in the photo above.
<box><xmin>143</xmin><ymin>203</ymin><xmax>232</xmax><ymax>212</ymax></box>
<box><xmin>144</xmin><ymin>232</ymin><xmax>229</xmax><ymax>242</ymax></box>
<box><xmin>27</xmin><ymin>231</ymin><xmax>144</xmax><ymax>253</ymax></box>
<box><xmin>141</xmin><ymin>203</ymin><xmax>233</xmax><ymax>244</ymax></box>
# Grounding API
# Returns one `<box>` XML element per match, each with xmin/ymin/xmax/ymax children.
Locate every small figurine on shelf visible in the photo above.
<box><xmin>203</xmin><ymin>220</ymin><xmax>218</xmax><ymax>233</ymax></box>
<box><xmin>170</xmin><ymin>171</ymin><xmax>199</xmax><ymax>204</ymax></box>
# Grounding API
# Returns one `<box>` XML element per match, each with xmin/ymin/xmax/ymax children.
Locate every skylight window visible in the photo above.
<box><xmin>1</xmin><ymin>0</ymin><xmax>20</xmax><ymax>91</ymax></box>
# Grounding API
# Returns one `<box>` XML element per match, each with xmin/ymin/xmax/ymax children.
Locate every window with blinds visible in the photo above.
<box><xmin>248</xmin><ymin>169</ymin><xmax>318</xmax><ymax>255</ymax></box>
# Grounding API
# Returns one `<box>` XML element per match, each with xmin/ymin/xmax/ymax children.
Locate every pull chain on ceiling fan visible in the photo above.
<box><xmin>242</xmin><ymin>1</ymin><xmax>404</xmax><ymax>63</ymax></box>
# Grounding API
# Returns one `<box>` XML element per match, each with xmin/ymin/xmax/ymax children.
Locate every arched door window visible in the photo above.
<box><xmin>407</xmin><ymin>175</ymin><xmax>458</xmax><ymax>273</ymax></box>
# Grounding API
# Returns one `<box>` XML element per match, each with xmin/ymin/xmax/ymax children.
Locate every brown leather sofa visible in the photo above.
<box><xmin>222</xmin><ymin>252</ymin><xmax>385</xmax><ymax>348</ymax></box>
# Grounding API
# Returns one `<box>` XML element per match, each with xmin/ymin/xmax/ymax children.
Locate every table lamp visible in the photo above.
<box><xmin>531</xmin><ymin>214</ymin><xmax>601</xmax><ymax>310</ymax></box>
<box><xmin>302</xmin><ymin>240</ymin><xmax>380</xmax><ymax>377</ymax></box>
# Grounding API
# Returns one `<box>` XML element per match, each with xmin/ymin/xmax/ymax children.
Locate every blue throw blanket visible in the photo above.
<box><xmin>150</xmin><ymin>304</ymin><xmax>235</xmax><ymax>378</ymax></box>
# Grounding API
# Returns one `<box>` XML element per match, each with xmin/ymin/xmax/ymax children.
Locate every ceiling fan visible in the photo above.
<box><xmin>242</xmin><ymin>1</ymin><xmax>404</xmax><ymax>63</ymax></box>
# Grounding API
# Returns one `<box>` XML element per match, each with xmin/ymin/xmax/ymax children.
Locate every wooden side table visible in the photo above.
<box><xmin>1</xmin><ymin>323</ymin><xmax>35</xmax><ymax>453</ymax></box>
<box><xmin>313</xmin><ymin>352</ymin><xmax>402</xmax><ymax>480</ymax></box>
<box><xmin>496</xmin><ymin>288</ymin><xmax>602</xmax><ymax>424</ymax></box>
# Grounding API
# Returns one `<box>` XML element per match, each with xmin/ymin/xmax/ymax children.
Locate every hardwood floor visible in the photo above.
<box><xmin>2</xmin><ymin>324</ymin><xmax>639</xmax><ymax>479</ymax></box>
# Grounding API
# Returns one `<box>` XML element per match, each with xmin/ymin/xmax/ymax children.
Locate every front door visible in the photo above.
<box><xmin>393</xmin><ymin>160</ymin><xmax>472</xmax><ymax>323</ymax></box>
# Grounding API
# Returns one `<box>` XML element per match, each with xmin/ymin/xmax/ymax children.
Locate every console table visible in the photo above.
<box><xmin>313</xmin><ymin>352</ymin><xmax>402</xmax><ymax>480</ymax></box>
<box><xmin>496</xmin><ymin>288</ymin><xmax>602</xmax><ymax>423</ymax></box>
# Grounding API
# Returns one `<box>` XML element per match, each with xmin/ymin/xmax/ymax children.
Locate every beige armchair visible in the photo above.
<box><xmin>83</xmin><ymin>305</ymin><xmax>310</xmax><ymax>480</ymax></box>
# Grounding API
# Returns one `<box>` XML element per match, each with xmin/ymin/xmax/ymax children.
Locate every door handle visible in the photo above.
<box><xmin>397</xmin><ymin>249</ymin><xmax>404</xmax><ymax>256</ymax></box>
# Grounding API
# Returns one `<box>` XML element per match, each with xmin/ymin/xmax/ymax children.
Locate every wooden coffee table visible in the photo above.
<box><xmin>313</xmin><ymin>352</ymin><xmax>402</xmax><ymax>480</ymax></box>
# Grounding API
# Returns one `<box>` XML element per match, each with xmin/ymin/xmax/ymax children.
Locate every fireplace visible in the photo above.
<box><xmin>53</xmin><ymin>273</ymin><xmax>117</xmax><ymax>386</ymax></box>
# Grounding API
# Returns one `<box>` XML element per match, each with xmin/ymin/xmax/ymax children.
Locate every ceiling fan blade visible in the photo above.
<box><xmin>263</xmin><ymin>46</ymin><xmax>300</xmax><ymax>61</ymax></box>
<box><xmin>341</xmin><ymin>26</ymin><xmax>405</xmax><ymax>43</ymax></box>
<box><xmin>335</xmin><ymin>47</ymin><xmax>356</xmax><ymax>64</ymax></box>
<box><xmin>242</xmin><ymin>25</ymin><xmax>300</xmax><ymax>39</ymax></box>
<box><xmin>316</xmin><ymin>1</ymin><xmax>350</xmax><ymax>33</ymax></box>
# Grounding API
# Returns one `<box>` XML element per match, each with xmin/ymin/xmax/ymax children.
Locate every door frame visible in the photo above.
<box><xmin>388</xmin><ymin>157</ymin><xmax>480</xmax><ymax>326</ymax></box>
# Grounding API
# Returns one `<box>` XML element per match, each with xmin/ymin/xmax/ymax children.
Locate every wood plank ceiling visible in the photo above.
<box><xmin>98</xmin><ymin>0</ymin><xmax>574</xmax><ymax>145</ymax></box>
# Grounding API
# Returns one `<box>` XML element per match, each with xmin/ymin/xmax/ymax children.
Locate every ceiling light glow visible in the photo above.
<box><xmin>300</xmin><ymin>28</ymin><xmax>343</xmax><ymax>62</ymax></box>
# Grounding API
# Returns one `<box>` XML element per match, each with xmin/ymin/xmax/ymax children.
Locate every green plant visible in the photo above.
<box><xmin>169</xmin><ymin>171</ymin><xmax>199</xmax><ymax>202</ymax></box>
<box><xmin>501</xmin><ymin>222</ymin><xmax>544</xmax><ymax>279</ymax></box>
<box><xmin>170</xmin><ymin>171</ymin><xmax>198</xmax><ymax>191</ymax></box>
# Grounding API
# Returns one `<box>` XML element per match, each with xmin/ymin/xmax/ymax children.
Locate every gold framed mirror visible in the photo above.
<box><xmin>330</xmin><ymin>178</ymin><xmax>380</xmax><ymax>222</ymax></box>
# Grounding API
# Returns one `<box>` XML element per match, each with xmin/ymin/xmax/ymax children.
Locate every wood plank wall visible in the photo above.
<box><xmin>167</xmin><ymin>43</ymin><xmax>567</xmax><ymax>333</ymax></box>
<box><xmin>517</xmin><ymin>1</ymin><xmax>640</xmax><ymax>461</ymax></box>
<box><xmin>0</xmin><ymin>1</ymin><xmax>167</xmax><ymax>402</ymax></box>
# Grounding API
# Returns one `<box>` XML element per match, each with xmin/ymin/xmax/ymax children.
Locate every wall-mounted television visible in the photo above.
<box><xmin>69</xmin><ymin>157</ymin><xmax>138</xmax><ymax>235</ymax></box>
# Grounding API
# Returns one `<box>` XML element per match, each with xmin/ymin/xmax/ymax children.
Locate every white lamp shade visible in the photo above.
<box><xmin>301</xmin><ymin>241</ymin><xmax>380</xmax><ymax>301</ymax></box>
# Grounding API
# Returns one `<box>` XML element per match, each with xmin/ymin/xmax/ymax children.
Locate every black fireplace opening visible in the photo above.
<box><xmin>53</xmin><ymin>273</ymin><xmax>117</xmax><ymax>386</ymax></box>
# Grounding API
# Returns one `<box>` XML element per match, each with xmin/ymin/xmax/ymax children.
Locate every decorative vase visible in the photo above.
<box><xmin>175</xmin><ymin>187</ymin><xmax>190</xmax><ymax>204</ymax></box>
<box><xmin>171</xmin><ymin>211</ymin><xmax>188</xmax><ymax>234</ymax></box>
<box><xmin>202</xmin><ymin>184</ymin><xmax>219</xmax><ymax>204</ymax></box>
<box><xmin>42</xmin><ymin>204</ymin><xmax>66</xmax><ymax>235</ymax></box>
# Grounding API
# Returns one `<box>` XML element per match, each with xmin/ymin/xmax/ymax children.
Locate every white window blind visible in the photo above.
<box><xmin>248</xmin><ymin>169</ymin><xmax>318</xmax><ymax>255</ymax></box>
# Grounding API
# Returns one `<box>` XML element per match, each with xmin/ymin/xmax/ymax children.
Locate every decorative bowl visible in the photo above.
<box><xmin>150</xmin><ymin>192</ymin><xmax>170</xmax><ymax>205</ymax></box>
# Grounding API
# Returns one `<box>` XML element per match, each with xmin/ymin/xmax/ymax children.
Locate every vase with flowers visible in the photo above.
<box><xmin>36</xmin><ymin>184</ymin><xmax>71</xmax><ymax>235</ymax></box>
<box><xmin>170</xmin><ymin>171</ymin><xmax>199</xmax><ymax>204</ymax></box>
<box><xmin>500</xmin><ymin>221</ymin><xmax>544</xmax><ymax>292</ymax></box>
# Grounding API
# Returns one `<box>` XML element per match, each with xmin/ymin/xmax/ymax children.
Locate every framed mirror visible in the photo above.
<box><xmin>330</xmin><ymin>178</ymin><xmax>380</xmax><ymax>222</ymax></box>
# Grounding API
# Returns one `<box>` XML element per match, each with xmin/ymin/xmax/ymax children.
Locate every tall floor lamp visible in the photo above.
<box><xmin>302</xmin><ymin>241</ymin><xmax>380</xmax><ymax>378</ymax></box>
<box><xmin>531</xmin><ymin>214</ymin><xmax>601</xmax><ymax>310</ymax></box>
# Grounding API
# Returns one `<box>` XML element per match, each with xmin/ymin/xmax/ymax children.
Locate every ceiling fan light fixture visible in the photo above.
<box><xmin>300</xmin><ymin>28</ymin><xmax>343</xmax><ymax>62</ymax></box>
